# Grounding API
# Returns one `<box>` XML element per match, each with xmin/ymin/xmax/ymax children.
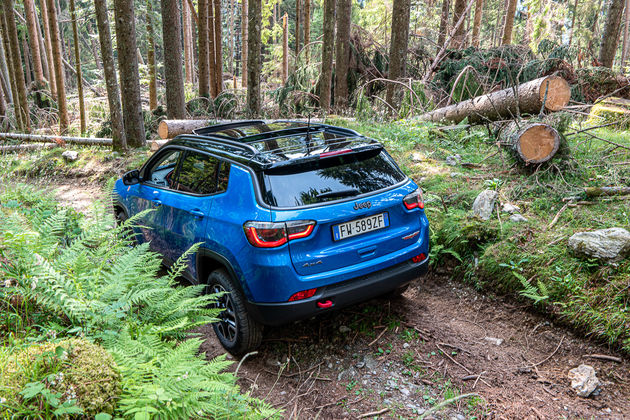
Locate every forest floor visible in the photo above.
<box><xmin>2</xmin><ymin>154</ymin><xmax>627</xmax><ymax>419</ymax></box>
<box><xmin>2</xmin><ymin>118</ymin><xmax>629</xmax><ymax>418</ymax></box>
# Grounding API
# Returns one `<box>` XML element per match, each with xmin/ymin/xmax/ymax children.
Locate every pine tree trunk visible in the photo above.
<box><xmin>198</xmin><ymin>0</ymin><xmax>210</xmax><ymax>97</ymax></box>
<box><xmin>619</xmin><ymin>0</ymin><xmax>630</xmax><ymax>68</ymax></box>
<box><xmin>39</xmin><ymin>0</ymin><xmax>57</xmax><ymax>98</ymax></box>
<box><xmin>319</xmin><ymin>0</ymin><xmax>335</xmax><ymax>111</ymax></box>
<box><xmin>304</xmin><ymin>0</ymin><xmax>310</xmax><ymax>64</ymax></box>
<box><xmin>246</xmin><ymin>0</ymin><xmax>261</xmax><ymax>115</ymax></box>
<box><xmin>282</xmin><ymin>13</ymin><xmax>288</xmax><ymax>83</ymax></box>
<box><xmin>93</xmin><ymin>0</ymin><xmax>126</xmax><ymax>150</ymax></box>
<box><xmin>471</xmin><ymin>0</ymin><xmax>484</xmax><ymax>47</ymax></box>
<box><xmin>241</xmin><ymin>0</ymin><xmax>248</xmax><ymax>87</ymax></box>
<box><xmin>4</xmin><ymin>0</ymin><xmax>30</xmax><ymax>131</ymax></box>
<box><xmin>501</xmin><ymin>0</ymin><xmax>517</xmax><ymax>44</ymax></box>
<box><xmin>451</xmin><ymin>0</ymin><xmax>467</xmax><ymax>48</ymax></box>
<box><xmin>295</xmin><ymin>0</ymin><xmax>301</xmax><ymax>58</ymax></box>
<box><xmin>0</xmin><ymin>8</ymin><xmax>21</xmax><ymax>127</ymax></box>
<box><xmin>599</xmin><ymin>0</ymin><xmax>624</xmax><ymax>68</ymax></box>
<box><xmin>386</xmin><ymin>0</ymin><xmax>410</xmax><ymax>107</ymax></box>
<box><xmin>46</xmin><ymin>0</ymin><xmax>68</xmax><ymax>132</ymax></box>
<box><xmin>183</xmin><ymin>0</ymin><xmax>193</xmax><ymax>84</ymax></box>
<box><xmin>69</xmin><ymin>0</ymin><xmax>86</xmax><ymax>134</ymax></box>
<box><xmin>0</xmin><ymin>37</ymin><xmax>12</xmax><ymax>103</ymax></box>
<box><xmin>229</xmin><ymin>0</ymin><xmax>235</xmax><ymax>77</ymax></box>
<box><xmin>213</xmin><ymin>0</ymin><xmax>223</xmax><ymax>95</ymax></box>
<box><xmin>208</xmin><ymin>2</ymin><xmax>218</xmax><ymax>98</ymax></box>
<box><xmin>496</xmin><ymin>121</ymin><xmax>562</xmax><ymax>164</ymax></box>
<box><xmin>36</xmin><ymin>12</ymin><xmax>50</xmax><ymax>81</ymax></box>
<box><xmin>23</xmin><ymin>0</ymin><xmax>45</xmax><ymax>88</ymax></box>
<box><xmin>437</xmin><ymin>0</ymin><xmax>450</xmax><ymax>50</ymax></box>
<box><xmin>160</xmin><ymin>0</ymin><xmax>186</xmax><ymax>118</ymax></box>
<box><xmin>568</xmin><ymin>0</ymin><xmax>579</xmax><ymax>47</ymax></box>
<box><xmin>334</xmin><ymin>0</ymin><xmax>351</xmax><ymax>110</ymax></box>
<box><xmin>114</xmin><ymin>0</ymin><xmax>145</xmax><ymax>146</ymax></box>
<box><xmin>146</xmin><ymin>0</ymin><xmax>158</xmax><ymax>110</ymax></box>
<box><xmin>0</xmin><ymin>80</ymin><xmax>6</xmax><ymax>122</ymax></box>
<box><xmin>22</xmin><ymin>34</ymin><xmax>33</xmax><ymax>87</ymax></box>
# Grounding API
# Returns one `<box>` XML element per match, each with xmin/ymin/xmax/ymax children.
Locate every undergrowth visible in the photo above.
<box><xmin>0</xmin><ymin>185</ymin><xmax>279</xmax><ymax>418</ymax></box>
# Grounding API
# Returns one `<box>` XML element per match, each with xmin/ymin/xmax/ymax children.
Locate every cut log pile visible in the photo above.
<box><xmin>419</xmin><ymin>76</ymin><xmax>572</xmax><ymax>165</ymax></box>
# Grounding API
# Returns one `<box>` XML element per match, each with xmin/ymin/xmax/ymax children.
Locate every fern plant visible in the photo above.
<box><xmin>0</xmin><ymin>186</ymin><xmax>280</xmax><ymax>419</ymax></box>
<box><xmin>513</xmin><ymin>271</ymin><xmax>549</xmax><ymax>305</ymax></box>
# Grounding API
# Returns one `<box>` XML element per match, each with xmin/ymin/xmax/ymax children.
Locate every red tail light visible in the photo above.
<box><xmin>244</xmin><ymin>220</ymin><xmax>316</xmax><ymax>248</ymax></box>
<box><xmin>288</xmin><ymin>288</ymin><xmax>317</xmax><ymax>301</ymax></box>
<box><xmin>412</xmin><ymin>253</ymin><xmax>426</xmax><ymax>263</ymax></box>
<box><xmin>403</xmin><ymin>189</ymin><xmax>425</xmax><ymax>210</ymax></box>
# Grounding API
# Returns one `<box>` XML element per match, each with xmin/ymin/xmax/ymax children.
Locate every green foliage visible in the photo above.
<box><xmin>0</xmin><ymin>187</ymin><xmax>279</xmax><ymax>419</ymax></box>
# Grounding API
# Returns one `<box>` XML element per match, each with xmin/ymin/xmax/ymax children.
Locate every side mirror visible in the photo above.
<box><xmin>122</xmin><ymin>169</ymin><xmax>141</xmax><ymax>185</ymax></box>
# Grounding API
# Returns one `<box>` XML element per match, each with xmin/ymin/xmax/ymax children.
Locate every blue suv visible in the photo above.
<box><xmin>113</xmin><ymin>121</ymin><xmax>429</xmax><ymax>355</ymax></box>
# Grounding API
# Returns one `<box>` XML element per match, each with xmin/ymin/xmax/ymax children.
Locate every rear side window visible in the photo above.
<box><xmin>174</xmin><ymin>151</ymin><xmax>230</xmax><ymax>195</ymax></box>
<box><xmin>261</xmin><ymin>149</ymin><xmax>406</xmax><ymax>207</ymax></box>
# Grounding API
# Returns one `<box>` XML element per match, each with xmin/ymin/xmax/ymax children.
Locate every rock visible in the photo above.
<box><xmin>509</xmin><ymin>214</ymin><xmax>528</xmax><ymax>223</ymax></box>
<box><xmin>484</xmin><ymin>337</ymin><xmax>503</xmax><ymax>346</ymax></box>
<box><xmin>502</xmin><ymin>202</ymin><xmax>520</xmax><ymax>214</ymax></box>
<box><xmin>403</xmin><ymin>343</ymin><xmax>410</xmax><ymax>349</ymax></box>
<box><xmin>411</xmin><ymin>152</ymin><xmax>423</xmax><ymax>162</ymax></box>
<box><xmin>363</xmin><ymin>354</ymin><xmax>379</xmax><ymax>370</ymax></box>
<box><xmin>62</xmin><ymin>151</ymin><xmax>79</xmax><ymax>162</ymax></box>
<box><xmin>339</xmin><ymin>325</ymin><xmax>351</xmax><ymax>333</ymax></box>
<box><xmin>446</xmin><ymin>154</ymin><xmax>462</xmax><ymax>166</ymax></box>
<box><xmin>400</xmin><ymin>387</ymin><xmax>410</xmax><ymax>396</ymax></box>
<box><xmin>472</xmin><ymin>189</ymin><xmax>498</xmax><ymax>220</ymax></box>
<box><xmin>355</xmin><ymin>361</ymin><xmax>365</xmax><ymax>369</ymax></box>
<box><xmin>568</xmin><ymin>364</ymin><xmax>600</xmax><ymax>397</ymax></box>
<box><xmin>338</xmin><ymin>367</ymin><xmax>358</xmax><ymax>382</ymax></box>
<box><xmin>568</xmin><ymin>228</ymin><xmax>630</xmax><ymax>261</ymax></box>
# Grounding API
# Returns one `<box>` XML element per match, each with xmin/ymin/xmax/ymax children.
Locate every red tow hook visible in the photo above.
<box><xmin>317</xmin><ymin>300</ymin><xmax>333</xmax><ymax>309</ymax></box>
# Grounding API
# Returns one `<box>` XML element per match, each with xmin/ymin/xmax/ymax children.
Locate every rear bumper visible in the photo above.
<box><xmin>245</xmin><ymin>256</ymin><xmax>429</xmax><ymax>326</ymax></box>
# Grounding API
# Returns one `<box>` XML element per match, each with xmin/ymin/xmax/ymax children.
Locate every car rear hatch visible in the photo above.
<box><xmin>263</xmin><ymin>147</ymin><xmax>424</xmax><ymax>276</ymax></box>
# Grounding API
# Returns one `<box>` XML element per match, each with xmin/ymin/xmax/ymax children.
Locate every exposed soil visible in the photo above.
<box><xmin>21</xmin><ymin>178</ymin><xmax>630</xmax><ymax>419</ymax></box>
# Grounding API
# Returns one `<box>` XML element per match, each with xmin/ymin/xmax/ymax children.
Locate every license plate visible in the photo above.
<box><xmin>332</xmin><ymin>212</ymin><xmax>389</xmax><ymax>241</ymax></box>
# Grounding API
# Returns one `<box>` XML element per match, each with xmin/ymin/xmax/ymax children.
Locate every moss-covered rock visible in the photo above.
<box><xmin>0</xmin><ymin>338</ymin><xmax>121</xmax><ymax>416</ymax></box>
<box><xmin>587</xmin><ymin>98</ymin><xmax>630</xmax><ymax>129</ymax></box>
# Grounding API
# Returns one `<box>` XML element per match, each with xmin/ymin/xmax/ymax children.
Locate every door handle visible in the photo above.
<box><xmin>189</xmin><ymin>209</ymin><xmax>205</xmax><ymax>218</ymax></box>
<box><xmin>151</xmin><ymin>199</ymin><xmax>162</xmax><ymax>206</ymax></box>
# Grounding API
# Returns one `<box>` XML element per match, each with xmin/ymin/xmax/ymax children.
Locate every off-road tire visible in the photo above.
<box><xmin>208</xmin><ymin>269</ymin><xmax>263</xmax><ymax>356</ymax></box>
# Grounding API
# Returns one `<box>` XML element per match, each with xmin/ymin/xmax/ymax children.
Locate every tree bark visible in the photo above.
<box><xmin>39</xmin><ymin>0</ymin><xmax>56</xmax><ymax>98</ymax></box>
<box><xmin>304</xmin><ymin>0</ymin><xmax>310</xmax><ymax>63</ymax></box>
<box><xmin>295</xmin><ymin>0</ymin><xmax>301</xmax><ymax>57</ymax></box>
<box><xmin>146</xmin><ymin>0</ymin><xmax>158</xmax><ymax>110</ymax></box>
<box><xmin>246</xmin><ymin>0</ymin><xmax>261</xmax><ymax>115</ymax></box>
<box><xmin>599</xmin><ymin>0</ymin><xmax>624</xmax><ymax>68</ymax></box>
<box><xmin>4</xmin><ymin>0</ymin><xmax>30</xmax><ymax>131</ymax></box>
<box><xmin>282</xmin><ymin>13</ymin><xmax>288</xmax><ymax>83</ymax></box>
<box><xmin>496</xmin><ymin>121</ymin><xmax>562</xmax><ymax>164</ymax></box>
<box><xmin>241</xmin><ymin>0</ymin><xmax>248</xmax><ymax>87</ymax></box>
<box><xmin>334</xmin><ymin>0</ymin><xmax>351</xmax><ymax>110</ymax></box>
<box><xmin>198</xmin><ymin>0</ymin><xmax>210</xmax><ymax>97</ymax></box>
<box><xmin>418</xmin><ymin>76</ymin><xmax>571</xmax><ymax>124</ymax></box>
<box><xmin>451</xmin><ymin>0</ymin><xmax>467</xmax><ymax>48</ymax></box>
<box><xmin>229</xmin><ymin>0</ymin><xmax>235</xmax><ymax>76</ymax></box>
<box><xmin>0</xmin><ymin>36</ymin><xmax>12</xmax><ymax>103</ymax></box>
<box><xmin>94</xmin><ymin>0</ymin><xmax>126</xmax><ymax>150</ymax></box>
<box><xmin>23</xmin><ymin>0</ymin><xmax>45</xmax><ymax>88</ymax></box>
<box><xmin>319</xmin><ymin>0</ymin><xmax>335</xmax><ymax>111</ymax></box>
<box><xmin>501</xmin><ymin>0</ymin><xmax>517</xmax><ymax>44</ymax></box>
<box><xmin>471</xmin><ymin>0</ymin><xmax>484</xmax><ymax>47</ymax></box>
<box><xmin>208</xmin><ymin>0</ymin><xmax>218</xmax><ymax>97</ymax></box>
<box><xmin>183</xmin><ymin>0</ymin><xmax>193</xmax><ymax>84</ymax></box>
<box><xmin>0</xmin><ymin>131</ymin><xmax>112</xmax><ymax>144</ymax></box>
<box><xmin>620</xmin><ymin>0</ymin><xmax>630</xmax><ymax>68</ymax></box>
<box><xmin>69</xmin><ymin>0</ymin><xmax>86</xmax><ymax>134</ymax></box>
<box><xmin>158</xmin><ymin>119</ymin><xmax>215</xmax><ymax>138</ymax></box>
<box><xmin>386</xmin><ymin>0</ymin><xmax>411</xmax><ymax>108</ymax></box>
<box><xmin>114</xmin><ymin>0</ymin><xmax>145</xmax><ymax>146</ymax></box>
<box><xmin>568</xmin><ymin>0</ymin><xmax>579</xmax><ymax>47</ymax></box>
<box><xmin>213</xmin><ymin>0</ymin><xmax>223</xmax><ymax>95</ymax></box>
<box><xmin>160</xmin><ymin>0</ymin><xmax>186</xmax><ymax>118</ymax></box>
<box><xmin>46</xmin><ymin>0</ymin><xmax>68</xmax><ymax>132</ymax></box>
<box><xmin>437</xmin><ymin>0</ymin><xmax>450</xmax><ymax>50</ymax></box>
<box><xmin>0</xmin><ymin>9</ymin><xmax>19</xmax><ymax>124</ymax></box>
<box><xmin>21</xmin><ymin>34</ymin><xmax>32</xmax><ymax>87</ymax></box>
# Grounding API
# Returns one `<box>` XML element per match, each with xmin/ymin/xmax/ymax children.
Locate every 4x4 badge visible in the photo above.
<box><xmin>353</xmin><ymin>201</ymin><xmax>372</xmax><ymax>210</ymax></box>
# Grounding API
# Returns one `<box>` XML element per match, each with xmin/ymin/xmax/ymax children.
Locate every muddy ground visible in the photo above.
<box><xmin>31</xmin><ymin>180</ymin><xmax>630</xmax><ymax>419</ymax></box>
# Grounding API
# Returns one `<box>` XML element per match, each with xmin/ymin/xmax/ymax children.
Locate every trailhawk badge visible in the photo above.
<box><xmin>353</xmin><ymin>201</ymin><xmax>372</xmax><ymax>210</ymax></box>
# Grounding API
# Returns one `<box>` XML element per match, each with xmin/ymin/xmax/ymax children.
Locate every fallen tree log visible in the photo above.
<box><xmin>158</xmin><ymin>119</ymin><xmax>224</xmax><ymax>139</ymax></box>
<box><xmin>0</xmin><ymin>132</ymin><xmax>112</xmax><ymax>145</ymax></box>
<box><xmin>584</xmin><ymin>187</ymin><xmax>630</xmax><ymax>198</ymax></box>
<box><xmin>495</xmin><ymin>121</ymin><xmax>562</xmax><ymax>164</ymax></box>
<box><xmin>418</xmin><ymin>76</ymin><xmax>571</xmax><ymax>124</ymax></box>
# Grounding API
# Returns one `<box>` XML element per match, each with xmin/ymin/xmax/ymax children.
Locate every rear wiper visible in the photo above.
<box><xmin>316</xmin><ymin>189</ymin><xmax>359</xmax><ymax>199</ymax></box>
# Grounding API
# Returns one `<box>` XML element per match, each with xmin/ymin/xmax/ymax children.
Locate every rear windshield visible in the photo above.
<box><xmin>261</xmin><ymin>149</ymin><xmax>406</xmax><ymax>207</ymax></box>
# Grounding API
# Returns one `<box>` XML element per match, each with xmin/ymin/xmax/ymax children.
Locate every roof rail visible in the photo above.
<box><xmin>192</xmin><ymin>120</ymin><xmax>266</xmax><ymax>136</ymax></box>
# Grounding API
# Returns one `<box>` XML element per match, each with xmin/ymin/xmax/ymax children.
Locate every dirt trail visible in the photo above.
<box><xmin>34</xmin><ymin>180</ymin><xmax>630</xmax><ymax>418</ymax></box>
